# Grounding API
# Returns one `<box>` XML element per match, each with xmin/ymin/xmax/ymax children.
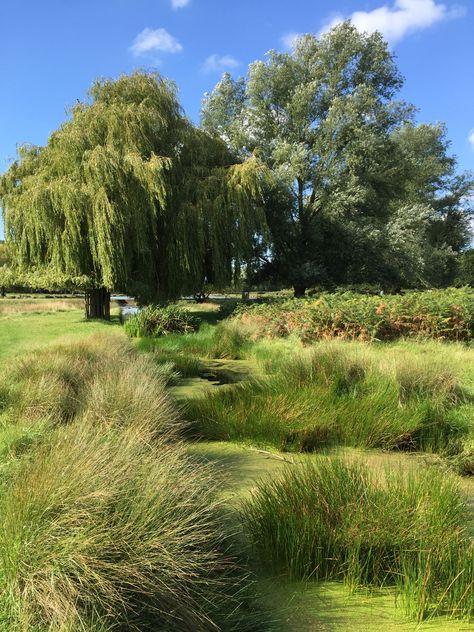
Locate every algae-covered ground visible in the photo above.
<box><xmin>188</xmin><ymin>441</ymin><xmax>474</xmax><ymax>632</ymax></box>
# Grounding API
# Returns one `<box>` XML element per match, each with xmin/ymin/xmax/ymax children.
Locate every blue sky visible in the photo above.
<box><xmin>0</xmin><ymin>0</ymin><xmax>472</xmax><ymax>237</ymax></box>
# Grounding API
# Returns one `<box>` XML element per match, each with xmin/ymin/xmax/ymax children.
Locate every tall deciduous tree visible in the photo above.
<box><xmin>0</xmin><ymin>72</ymin><xmax>267</xmax><ymax>318</ymax></box>
<box><xmin>202</xmin><ymin>23</ymin><xmax>472</xmax><ymax>294</ymax></box>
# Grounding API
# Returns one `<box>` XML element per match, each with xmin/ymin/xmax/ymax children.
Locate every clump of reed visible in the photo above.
<box><xmin>242</xmin><ymin>457</ymin><xmax>474</xmax><ymax>622</ymax></box>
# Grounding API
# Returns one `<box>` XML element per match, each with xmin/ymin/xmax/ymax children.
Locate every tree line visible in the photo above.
<box><xmin>0</xmin><ymin>23</ymin><xmax>472</xmax><ymax>317</ymax></box>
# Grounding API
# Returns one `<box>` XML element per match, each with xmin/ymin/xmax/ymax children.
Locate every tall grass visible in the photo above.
<box><xmin>0</xmin><ymin>334</ymin><xmax>262</xmax><ymax>631</ymax></box>
<box><xmin>124</xmin><ymin>304</ymin><xmax>200</xmax><ymax>337</ymax></box>
<box><xmin>0</xmin><ymin>333</ymin><xmax>179</xmax><ymax>433</ymax></box>
<box><xmin>186</xmin><ymin>341</ymin><xmax>470</xmax><ymax>454</ymax></box>
<box><xmin>135</xmin><ymin>320</ymin><xmax>255</xmax><ymax>360</ymax></box>
<box><xmin>0</xmin><ymin>421</ymin><xmax>256</xmax><ymax>631</ymax></box>
<box><xmin>242</xmin><ymin>457</ymin><xmax>474</xmax><ymax>622</ymax></box>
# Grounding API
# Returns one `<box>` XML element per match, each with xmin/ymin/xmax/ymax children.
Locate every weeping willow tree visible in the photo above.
<box><xmin>0</xmin><ymin>72</ymin><xmax>267</xmax><ymax>318</ymax></box>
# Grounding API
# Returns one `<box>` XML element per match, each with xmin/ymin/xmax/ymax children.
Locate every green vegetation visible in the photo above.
<box><xmin>0</xmin><ymin>326</ymin><xmax>264</xmax><ymax>631</ymax></box>
<box><xmin>186</xmin><ymin>338</ymin><xmax>472</xmax><ymax>455</ymax></box>
<box><xmin>228</xmin><ymin>288</ymin><xmax>474</xmax><ymax>342</ymax></box>
<box><xmin>124</xmin><ymin>304</ymin><xmax>200</xmax><ymax>337</ymax></box>
<box><xmin>0</xmin><ymin>298</ymin><xmax>473</xmax><ymax>629</ymax></box>
<box><xmin>202</xmin><ymin>25</ymin><xmax>473</xmax><ymax>296</ymax></box>
<box><xmin>242</xmin><ymin>458</ymin><xmax>474</xmax><ymax>621</ymax></box>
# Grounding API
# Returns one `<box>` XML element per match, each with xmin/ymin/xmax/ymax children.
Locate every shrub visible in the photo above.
<box><xmin>228</xmin><ymin>288</ymin><xmax>474</xmax><ymax>343</ymax></box>
<box><xmin>124</xmin><ymin>305</ymin><xmax>200</xmax><ymax>338</ymax></box>
<box><xmin>242</xmin><ymin>458</ymin><xmax>474</xmax><ymax>621</ymax></box>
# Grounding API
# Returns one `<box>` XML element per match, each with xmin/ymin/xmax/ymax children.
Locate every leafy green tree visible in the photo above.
<box><xmin>456</xmin><ymin>249</ymin><xmax>474</xmax><ymax>286</ymax></box>
<box><xmin>0</xmin><ymin>72</ymin><xmax>267</xmax><ymax>318</ymax></box>
<box><xmin>0</xmin><ymin>241</ymin><xmax>13</xmax><ymax>296</ymax></box>
<box><xmin>389</xmin><ymin>123</ymin><xmax>473</xmax><ymax>287</ymax></box>
<box><xmin>202</xmin><ymin>23</ymin><xmax>472</xmax><ymax>294</ymax></box>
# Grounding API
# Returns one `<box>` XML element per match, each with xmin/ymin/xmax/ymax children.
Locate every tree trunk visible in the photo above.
<box><xmin>293</xmin><ymin>285</ymin><xmax>307</xmax><ymax>298</ymax></box>
<box><xmin>84</xmin><ymin>287</ymin><xmax>110</xmax><ymax>320</ymax></box>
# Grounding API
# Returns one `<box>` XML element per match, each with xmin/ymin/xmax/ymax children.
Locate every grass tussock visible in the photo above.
<box><xmin>138</xmin><ymin>320</ymin><xmax>255</xmax><ymax>361</ymax></box>
<box><xmin>0</xmin><ymin>421</ymin><xmax>254</xmax><ymax>631</ymax></box>
<box><xmin>242</xmin><ymin>457</ymin><xmax>474</xmax><ymax>622</ymax></box>
<box><xmin>124</xmin><ymin>304</ymin><xmax>200</xmax><ymax>338</ymax></box>
<box><xmin>0</xmin><ymin>333</ymin><xmax>262</xmax><ymax>631</ymax></box>
<box><xmin>0</xmin><ymin>333</ymin><xmax>178</xmax><ymax>433</ymax></box>
<box><xmin>186</xmin><ymin>341</ymin><xmax>471</xmax><ymax>454</ymax></box>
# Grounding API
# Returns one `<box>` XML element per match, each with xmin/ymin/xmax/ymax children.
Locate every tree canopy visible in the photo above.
<box><xmin>202</xmin><ymin>23</ymin><xmax>473</xmax><ymax>294</ymax></box>
<box><xmin>0</xmin><ymin>72</ymin><xmax>267</xmax><ymax>312</ymax></box>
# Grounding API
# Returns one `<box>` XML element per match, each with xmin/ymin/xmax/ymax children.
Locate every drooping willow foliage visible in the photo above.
<box><xmin>0</xmin><ymin>72</ymin><xmax>268</xmax><ymax>303</ymax></box>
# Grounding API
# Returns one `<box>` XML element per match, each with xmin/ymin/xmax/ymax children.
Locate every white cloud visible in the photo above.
<box><xmin>171</xmin><ymin>0</ymin><xmax>190</xmax><ymax>8</ymax></box>
<box><xmin>321</xmin><ymin>0</ymin><xmax>465</xmax><ymax>44</ymax></box>
<box><xmin>469</xmin><ymin>130</ymin><xmax>474</xmax><ymax>149</ymax></box>
<box><xmin>281</xmin><ymin>32</ymin><xmax>302</xmax><ymax>50</ymax></box>
<box><xmin>202</xmin><ymin>54</ymin><xmax>240</xmax><ymax>73</ymax></box>
<box><xmin>130</xmin><ymin>27</ymin><xmax>183</xmax><ymax>56</ymax></box>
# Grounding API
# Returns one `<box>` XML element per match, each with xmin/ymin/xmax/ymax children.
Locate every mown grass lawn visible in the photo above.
<box><xmin>0</xmin><ymin>306</ymin><xmax>121</xmax><ymax>361</ymax></box>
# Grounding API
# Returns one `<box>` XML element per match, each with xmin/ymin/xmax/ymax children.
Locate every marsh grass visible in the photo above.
<box><xmin>242</xmin><ymin>457</ymin><xmax>474</xmax><ymax>622</ymax></box>
<box><xmin>140</xmin><ymin>321</ymin><xmax>254</xmax><ymax>360</ymax></box>
<box><xmin>0</xmin><ymin>421</ymin><xmax>255</xmax><ymax>631</ymax></box>
<box><xmin>0</xmin><ymin>333</ymin><xmax>264</xmax><ymax>631</ymax></box>
<box><xmin>186</xmin><ymin>341</ymin><xmax>471</xmax><ymax>454</ymax></box>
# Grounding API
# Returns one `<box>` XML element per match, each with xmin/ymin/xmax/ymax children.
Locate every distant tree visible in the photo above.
<box><xmin>0</xmin><ymin>72</ymin><xmax>267</xmax><ymax>318</ymax></box>
<box><xmin>0</xmin><ymin>242</ymin><xmax>13</xmax><ymax>296</ymax></box>
<box><xmin>456</xmin><ymin>249</ymin><xmax>474</xmax><ymax>286</ymax></box>
<box><xmin>202</xmin><ymin>23</ymin><xmax>472</xmax><ymax>294</ymax></box>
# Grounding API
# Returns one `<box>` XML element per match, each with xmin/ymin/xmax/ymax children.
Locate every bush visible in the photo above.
<box><xmin>228</xmin><ymin>288</ymin><xmax>474</xmax><ymax>342</ymax></box>
<box><xmin>242</xmin><ymin>457</ymin><xmax>474</xmax><ymax>621</ymax></box>
<box><xmin>124</xmin><ymin>305</ymin><xmax>200</xmax><ymax>338</ymax></box>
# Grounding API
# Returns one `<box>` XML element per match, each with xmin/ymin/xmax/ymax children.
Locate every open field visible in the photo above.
<box><xmin>0</xmin><ymin>299</ymin><xmax>121</xmax><ymax>360</ymax></box>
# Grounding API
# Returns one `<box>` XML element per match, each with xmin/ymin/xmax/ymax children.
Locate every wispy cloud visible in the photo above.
<box><xmin>469</xmin><ymin>130</ymin><xmax>474</xmax><ymax>149</ymax></box>
<box><xmin>281</xmin><ymin>32</ymin><xmax>302</xmax><ymax>50</ymax></box>
<box><xmin>202</xmin><ymin>54</ymin><xmax>240</xmax><ymax>73</ymax></box>
<box><xmin>171</xmin><ymin>0</ymin><xmax>190</xmax><ymax>8</ymax></box>
<box><xmin>321</xmin><ymin>0</ymin><xmax>465</xmax><ymax>44</ymax></box>
<box><xmin>130</xmin><ymin>27</ymin><xmax>183</xmax><ymax>56</ymax></box>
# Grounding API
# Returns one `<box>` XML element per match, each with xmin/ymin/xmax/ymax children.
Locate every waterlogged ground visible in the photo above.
<box><xmin>1</xmin><ymin>300</ymin><xmax>473</xmax><ymax>631</ymax></box>
<box><xmin>188</xmin><ymin>442</ymin><xmax>474</xmax><ymax>631</ymax></box>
